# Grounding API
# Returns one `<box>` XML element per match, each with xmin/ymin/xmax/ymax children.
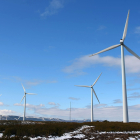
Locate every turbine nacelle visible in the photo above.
<box><xmin>120</xmin><ymin>39</ymin><xmax>124</xmax><ymax>45</ymax></box>
<box><xmin>75</xmin><ymin>73</ymin><xmax>102</xmax><ymax>104</ymax></box>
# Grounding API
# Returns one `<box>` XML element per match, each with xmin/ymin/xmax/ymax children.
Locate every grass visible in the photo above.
<box><xmin>0</xmin><ymin>120</ymin><xmax>139</xmax><ymax>139</ymax></box>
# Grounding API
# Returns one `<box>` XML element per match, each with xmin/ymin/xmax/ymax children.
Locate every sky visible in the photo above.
<box><xmin>0</xmin><ymin>0</ymin><xmax>140</xmax><ymax>122</ymax></box>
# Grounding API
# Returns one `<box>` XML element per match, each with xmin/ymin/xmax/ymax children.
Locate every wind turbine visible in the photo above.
<box><xmin>70</xmin><ymin>102</ymin><xmax>71</xmax><ymax>122</ymax></box>
<box><xmin>0</xmin><ymin>95</ymin><xmax>2</xmax><ymax>120</ymax></box>
<box><xmin>20</xmin><ymin>83</ymin><xmax>37</xmax><ymax>121</ymax></box>
<box><xmin>89</xmin><ymin>10</ymin><xmax>140</xmax><ymax>123</ymax></box>
<box><xmin>75</xmin><ymin>73</ymin><xmax>102</xmax><ymax>122</ymax></box>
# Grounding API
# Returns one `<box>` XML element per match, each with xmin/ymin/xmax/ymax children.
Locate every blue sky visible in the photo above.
<box><xmin>0</xmin><ymin>0</ymin><xmax>140</xmax><ymax>122</ymax></box>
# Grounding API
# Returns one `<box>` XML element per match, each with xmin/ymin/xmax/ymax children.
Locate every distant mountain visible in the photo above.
<box><xmin>0</xmin><ymin>115</ymin><xmax>102</xmax><ymax>122</ymax></box>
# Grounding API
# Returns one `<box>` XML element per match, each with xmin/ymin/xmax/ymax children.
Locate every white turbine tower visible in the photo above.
<box><xmin>89</xmin><ymin>10</ymin><xmax>140</xmax><ymax>123</ymax></box>
<box><xmin>20</xmin><ymin>83</ymin><xmax>37</xmax><ymax>121</ymax></box>
<box><xmin>0</xmin><ymin>95</ymin><xmax>2</xmax><ymax>120</ymax></box>
<box><xmin>75</xmin><ymin>73</ymin><xmax>102</xmax><ymax>122</ymax></box>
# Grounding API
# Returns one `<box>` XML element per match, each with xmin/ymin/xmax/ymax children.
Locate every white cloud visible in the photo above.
<box><xmin>14</xmin><ymin>103</ymin><xmax>23</xmax><ymax>106</ymax></box>
<box><xmin>69</xmin><ymin>97</ymin><xmax>80</xmax><ymax>100</ymax></box>
<box><xmin>0</xmin><ymin>76</ymin><xmax>57</xmax><ymax>88</ymax></box>
<box><xmin>48</xmin><ymin>102</ymin><xmax>60</xmax><ymax>106</ymax></box>
<box><xmin>0</xmin><ymin>102</ymin><xmax>4</xmax><ymax>106</ymax></box>
<box><xmin>41</xmin><ymin>0</ymin><xmax>64</xmax><ymax>17</ymax></box>
<box><xmin>40</xmin><ymin>104</ymin><xmax>45</xmax><ymax>107</ymax></box>
<box><xmin>127</xmin><ymin>79</ymin><xmax>140</xmax><ymax>87</ymax></box>
<box><xmin>128</xmin><ymin>92</ymin><xmax>140</xmax><ymax>100</ymax></box>
<box><xmin>14</xmin><ymin>103</ymin><xmax>45</xmax><ymax>107</ymax></box>
<box><xmin>0</xmin><ymin>109</ymin><xmax>15</xmax><ymax>115</ymax></box>
<box><xmin>14</xmin><ymin>103</ymin><xmax>140</xmax><ymax>122</ymax></box>
<box><xmin>63</xmin><ymin>54</ymin><xmax>140</xmax><ymax>75</ymax></box>
<box><xmin>0</xmin><ymin>102</ymin><xmax>9</xmax><ymax>107</ymax></box>
<box><xmin>125</xmin><ymin>55</ymin><xmax>140</xmax><ymax>73</ymax></box>
<box><xmin>25</xmin><ymin>80</ymin><xmax>43</xmax><ymax>86</ymax></box>
<box><xmin>25</xmin><ymin>80</ymin><xmax>57</xmax><ymax>87</ymax></box>
<box><xmin>48</xmin><ymin>102</ymin><xmax>56</xmax><ymax>105</ymax></box>
<box><xmin>93</xmin><ymin>104</ymin><xmax>107</xmax><ymax>108</ymax></box>
<box><xmin>127</xmin><ymin>88</ymin><xmax>140</xmax><ymax>91</ymax></box>
<box><xmin>113</xmin><ymin>99</ymin><xmax>122</xmax><ymax>104</ymax></box>
<box><xmin>134</xmin><ymin>26</ymin><xmax>140</xmax><ymax>34</ymax></box>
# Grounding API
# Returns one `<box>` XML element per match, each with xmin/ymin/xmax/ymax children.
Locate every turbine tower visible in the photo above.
<box><xmin>20</xmin><ymin>83</ymin><xmax>37</xmax><ymax>121</ymax></box>
<box><xmin>70</xmin><ymin>102</ymin><xmax>71</xmax><ymax>122</ymax></box>
<box><xmin>0</xmin><ymin>95</ymin><xmax>2</xmax><ymax>120</ymax></box>
<box><xmin>75</xmin><ymin>73</ymin><xmax>101</xmax><ymax>122</ymax></box>
<box><xmin>89</xmin><ymin>10</ymin><xmax>140</xmax><ymax>123</ymax></box>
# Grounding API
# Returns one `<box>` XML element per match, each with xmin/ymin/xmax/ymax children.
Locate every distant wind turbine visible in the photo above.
<box><xmin>89</xmin><ymin>10</ymin><xmax>140</xmax><ymax>123</ymax></box>
<box><xmin>20</xmin><ymin>83</ymin><xmax>37</xmax><ymax>121</ymax></box>
<box><xmin>0</xmin><ymin>95</ymin><xmax>2</xmax><ymax>120</ymax></box>
<box><xmin>75</xmin><ymin>73</ymin><xmax>102</xmax><ymax>122</ymax></box>
<box><xmin>70</xmin><ymin>102</ymin><xmax>71</xmax><ymax>122</ymax></box>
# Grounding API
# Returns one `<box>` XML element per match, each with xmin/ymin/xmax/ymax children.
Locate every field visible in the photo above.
<box><xmin>0</xmin><ymin>120</ymin><xmax>140</xmax><ymax>139</ymax></box>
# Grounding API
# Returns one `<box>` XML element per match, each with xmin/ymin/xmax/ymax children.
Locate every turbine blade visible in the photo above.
<box><xmin>123</xmin><ymin>44</ymin><xmax>140</xmax><ymax>60</ymax></box>
<box><xmin>27</xmin><ymin>93</ymin><xmax>37</xmax><ymax>95</ymax></box>
<box><xmin>92</xmin><ymin>88</ymin><xmax>100</xmax><ymax>104</ymax></box>
<box><xmin>75</xmin><ymin>85</ymin><xmax>91</xmax><ymax>88</ymax></box>
<box><xmin>92</xmin><ymin>73</ymin><xmax>102</xmax><ymax>86</ymax></box>
<box><xmin>0</xmin><ymin>94</ymin><xmax>2</xmax><ymax>96</ymax></box>
<box><xmin>89</xmin><ymin>44</ymin><xmax>121</xmax><ymax>57</ymax></box>
<box><xmin>20</xmin><ymin>95</ymin><xmax>25</xmax><ymax>103</ymax></box>
<box><xmin>122</xmin><ymin>10</ymin><xmax>130</xmax><ymax>41</ymax></box>
<box><xmin>21</xmin><ymin>83</ymin><xmax>26</xmax><ymax>93</ymax></box>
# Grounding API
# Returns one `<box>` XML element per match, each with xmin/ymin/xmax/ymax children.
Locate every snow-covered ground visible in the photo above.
<box><xmin>0</xmin><ymin>133</ymin><xmax>3</xmax><ymax>138</ymax></box>
<box><xmin>29</xmin><ymin>125</ymin><xmax>140</xmax><ymax>140</ymax></box>
<box><xmin>0</xmin><ymin>125</ymin><xmax>140</xmax><ymax>140</ymax></box>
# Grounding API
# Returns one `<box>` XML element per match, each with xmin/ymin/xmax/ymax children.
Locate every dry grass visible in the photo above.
<box><xmin>0</xmin><ymin>120</ymin><xmax>140</xmax><ymax>139</ymax></box>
